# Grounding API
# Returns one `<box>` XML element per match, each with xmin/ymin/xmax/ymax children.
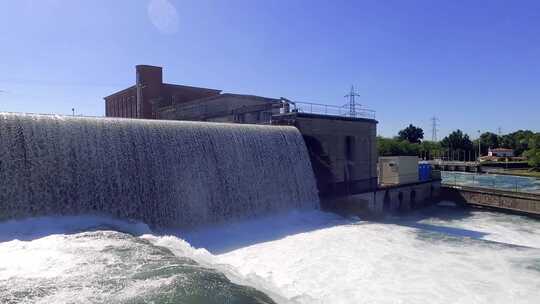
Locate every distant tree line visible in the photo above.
<box><xmin>377</xmin><ymin>124</ymin><xmax>540</xmax><ymax>170</ymax></box>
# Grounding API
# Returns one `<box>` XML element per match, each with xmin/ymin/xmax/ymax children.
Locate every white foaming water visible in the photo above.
<box><xmin>184</xmin><ymin>207</ymin><xmax>540</xmax><ymax>304</ymax></box>
<box><xmin>0</xmin><ymin>113</ymin><xmax>319</xmax><ymax>227</ymax></box>
<box><xmin>0</xmin><ymin>215</ymin><xmax>280</xmax><ymax>303</ymax></box>
<box><xmin>1</xmin><ymin>112</ymin><xmax>539</xmax><ymax>303</ymax></box>
<box><xmin>1</xmin><ymin>208</ymin><xmax>540</xmax><ymax>303</ymax></box>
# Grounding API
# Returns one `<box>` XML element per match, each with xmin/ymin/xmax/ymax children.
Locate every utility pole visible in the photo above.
<box><xmin>344</xmin><ymin>85</ymin><xmax>361</xmax><ymax>117</ymax></box>
<box><xmin>477</xmin><ymin>130</ymin><xmax>481</xmax><ymax>162</ymax></box>
<box><xmin>430</xmin><ymin>116</ymin><xmax>439</xmax><ymax>141</ymax></box>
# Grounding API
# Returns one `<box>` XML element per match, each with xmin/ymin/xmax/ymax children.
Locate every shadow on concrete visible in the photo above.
<box><xmin>159</xmin><ymin>210</ymin><xmax>354</xmax><ymax>255</ymax></box>
<box><xmin>381</xmin><ymin>203</ymin><xmax>493</xmax><ymax>241</ymax></box>
<box><xmin>399</xmin><ymin>222</ymin><xmax>489</xmax><ymax>239</ymax></box>
<box><xmin>0</xmin><ymin>210</ymin><xmax>352</xmax><ymax>252</ymax></box>
<box><xmin>3</xmin><ymin>204</ymin><xmax>522</xmax><ymax>253</ymax></box>
<box><xmin>0</xmin><ymin>214</ymin><xmax>151</xmax><ymax>243</ymax></box>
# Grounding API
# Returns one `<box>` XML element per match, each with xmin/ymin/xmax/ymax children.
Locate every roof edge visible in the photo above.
<box><xmin>103</xmin><ymin>85</ymin><xmax>136</xmax><ymax>100</ymax></box>
<box><xmin>163</xmin><ymin>83</ymin><xmax>221</xmax><ymax>93</ymax></box>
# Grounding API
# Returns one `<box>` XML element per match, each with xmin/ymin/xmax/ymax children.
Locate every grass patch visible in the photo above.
<box><xmin>497</xmin><ymin>169</ymin><xmax>540</xmax><ymax>178</ymax></box>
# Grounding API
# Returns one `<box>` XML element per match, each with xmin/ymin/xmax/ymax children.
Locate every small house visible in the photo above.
<box><xmin>487</xmin><ymin>148</ymin><xmax>514</xmax><ymax>157</ymax></box>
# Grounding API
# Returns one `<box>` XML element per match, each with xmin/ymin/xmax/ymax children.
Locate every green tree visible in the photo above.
<box><xmin>499</xmin><ymin>134</ymin><xmax>515</xmax><ymax>150</ymax></box>
<box><xmin>441</xmin><ymin>130</ymin><xmax>473</xmax><ymax>151</ymax></box>
<box><xmin>507</xmin><ymin>130</ymin><xmax>535</xmax><ymax>156</ymax></box>
<box><xmin>419</xmin><ymin>140</ymin><xmax>442</xmax><ymax>159</ymax></box>
<box><xmin>440</xmin><ymin>130</ymin><xmax>474</xmax><ymax>161</ymax></box>
<box><xmin>398</xmin><ymin>124</ymin><xmax>424</xmax><ymax>144</ymax></box>
<box><xmin>377</xmin><ymin>137</ymin><xmax>419</xmax><ymax>156</ymax></box>
<box><xmin>479</xmin><ymin>132</ymin><xmax>499</xmax><ymax>154</ymax></box>
<box><xmin>377</xmin><ymin>137</ymin><xmax>442</xmax><ymax>159</ymax></box>
<box><xmin>524</xmin><ymin>133</ymin><xmax>540</xmax><ymax>170</ymax></box>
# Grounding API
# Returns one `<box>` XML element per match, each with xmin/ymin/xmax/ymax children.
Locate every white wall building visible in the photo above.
<box><xmin>488</xmin><ymin>148</ymin><xmax>514</xmax><ymax>157</ymax></box>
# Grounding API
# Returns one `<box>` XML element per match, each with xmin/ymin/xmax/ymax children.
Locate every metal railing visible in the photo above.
<box><xmin>442</xmin><ymin>173</ymin><xmax>540</xmax><ymax>194</ymax></box>
<box><xmin>293</xmin><ymin>101</ymin><xmax>376</xmax><ymax>119</ymax></box>
<box><xmin>161</xmin><ymin>97</ymin><xmax>377</xmax><ymax>121</ymax></box>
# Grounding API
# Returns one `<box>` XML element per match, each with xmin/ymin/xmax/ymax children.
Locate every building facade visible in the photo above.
<box><xmin>104</xmin><ymin>65</ymin><xmax>221</xmax><ymax>119</ymax></box>
<box><xmin>488</xmin><ymin>148</ymin><xmax>514</xmax><ymax>157</ymax></box>
<box><xmin>272</xmin><ymin>113</ymin><xmax>378</xmax><ymax>195</ymax></box>
<box><xmin>104</xmin><ymin>65</ymin><xmax>379</xmax><ymax>195</ymax></box>
<box><xmin>155</xmin><ymin>93</ymin><xmax>283</xmax><ymax>124</ymax></box>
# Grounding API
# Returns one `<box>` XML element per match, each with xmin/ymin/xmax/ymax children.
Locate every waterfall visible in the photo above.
<box><xmin>0</xmin><ymin>113</ymin><xmax>319</xmax><ymax>227</ymax></box>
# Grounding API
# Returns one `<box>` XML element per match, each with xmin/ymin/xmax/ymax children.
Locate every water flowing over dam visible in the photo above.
<box><xmin>0</xmin><ymin>113</ymin><xmax>319</xmax><ymax>227</ymax></box>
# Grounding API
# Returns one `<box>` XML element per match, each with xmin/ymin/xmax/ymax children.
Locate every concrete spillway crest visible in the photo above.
<box><xmin>0</xmin><ymin>113</ymin><xmax>320</xmax><ymax>227</ymax></box>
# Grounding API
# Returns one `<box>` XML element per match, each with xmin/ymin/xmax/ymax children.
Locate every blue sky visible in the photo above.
<box><xmin>0</xmin><ymin>0</ymin><xmax>539</xmax><ymax>138</ymax></box>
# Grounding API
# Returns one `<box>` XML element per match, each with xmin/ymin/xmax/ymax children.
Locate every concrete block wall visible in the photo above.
<box><xmin>290</xmin><ymin>114</ymin><xmax>378</xmax><ymax>193</ymax></box>
<box><xmin>328</xmin><ymin>181</ymin><xmax>442</xmax><ymax>217</ymax></box>
<box><xmin>158</xmin><ymin>94</ymin><xmax>279</xmax><ymax>123</ymax></box>
<box><xmin>442</xmin><ymin>186</ymin><xmax>540</xmax><ymax>216</ymax></box>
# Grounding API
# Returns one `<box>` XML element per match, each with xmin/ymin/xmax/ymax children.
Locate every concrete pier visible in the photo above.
<box><xmin>323</xmin><ymin>180</ymin><xmax>442</xmax><ymax>217</ymax></box>
<box><xmin>428</xmin><ymin>161</ymin><xmax>482</xmax><ymax>173</ymax></box>
<box><xmin>441</xmin><ymin>185</ymin><xmax>540</xmax><ymax>216</ymax></box>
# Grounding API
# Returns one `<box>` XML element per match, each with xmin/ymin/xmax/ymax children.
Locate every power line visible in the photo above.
<box><xmin>430</xmin><ymin>116</ymin><xmax>439</xmax><ymax>141</ymax></box>
<box><xmin>0</xmin><ymin>78</ymin><xmax>126</xmax><ymax>88</ymax></box>
<box><xmin>344</xmin><ymin>85</ymin><xmax>361</xmax><ymax>117</ymax></box>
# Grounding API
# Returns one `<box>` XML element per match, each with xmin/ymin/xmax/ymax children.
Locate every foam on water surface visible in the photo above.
<box><xmin>188</xmin><ymin>207</ymin><xmax>540</xmax><ymax>304</ymax></box>
<box><xmin>1</xmin><ymin>112</ymin><xmax>539</xmax><ymax>303</ymax></box>
<box><xmin>0</xmin><ymin>216</ymin><xmax>279</xmax><ymax>304</ymax></box>
<box><xmin>1</xmin><ymin>207</ymin><xmax>540</xmax><ymax>304</ymax></box>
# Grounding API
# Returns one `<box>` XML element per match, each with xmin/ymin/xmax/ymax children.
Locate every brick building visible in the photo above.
<box><xmin>104</xmin><ymin>64</ymin><xmax>378</xmax><ymax>195</ymax></box>
<box><xmin>104</xmin><ymin>65</ymin><xmax>221</xmax><ymax>119</ymax></box>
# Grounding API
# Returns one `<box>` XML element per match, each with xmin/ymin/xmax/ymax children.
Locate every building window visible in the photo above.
<box><xmin>119</xmin><ymin>98</ymin><xmax>123</xmax><ymax>117</ymax></box>
<box><xmin>346</xmin><ymin>136</ymin><xmax>356</xmax><ymax>161</ymax></box>
<box><xmin>261</xmin><ymin>111</ymin><xmax>272</xmax><ymax>123</ymax></box>
<box><xmin>234</xmin><ymin>114</ymin><xmax>245</xmax><ymax>123</ymax></box>
<box><xmin>131</xmin><ymin>96</ymin><xmax>135</xmax><ymax>117</ymax></box>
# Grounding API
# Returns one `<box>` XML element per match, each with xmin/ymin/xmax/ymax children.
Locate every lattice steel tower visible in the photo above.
<box><xmin>344</xmin><ymin>85</ymin><xmax>361</xmax><ymax>117</ymax></box>
<box><xmin>431</xmin><ymin>116</ymin><xmax>439</xmax><ymax>141</ymax></box>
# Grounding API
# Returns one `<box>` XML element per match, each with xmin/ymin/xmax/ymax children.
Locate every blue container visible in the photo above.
<box><xmin>418</xmin><ymin>163</ymin><xmax>432</xmax><ymax>181</ymax></box>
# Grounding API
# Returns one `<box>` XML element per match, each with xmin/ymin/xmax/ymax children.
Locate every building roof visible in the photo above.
<box><xmin>489</xmin><ymin>148</ymin><xmax>514</xmax><ymax>151</ymax></box>
<box><xmin>182</xmin><ymin>93</ymin><xmax>280</xmax><ymax>104</ymax></box>
<box><xmin>273</xmin><ymin>112</ymin><xmax>378</xmax><ymax>124</ymax></box>
<box><xmin>163</xmin><ymin>83</ymin><xmax>221</xmax><ymax>94</ymax></box>
<box><xmin>103</xmin><ymin>85</ymin><xmax>136</xmax><ymax>100</ymax></box>
<box><xmin>103</xmin><ymin>83</ymin><xmax>222</xmax><ymax>101</ymax></box>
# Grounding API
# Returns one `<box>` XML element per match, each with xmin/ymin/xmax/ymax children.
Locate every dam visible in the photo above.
<box><xmin>1</xmin><ymin>112</ymin><xmax>539</xmax><ymax>303</ymax></box>
<box><xmin>0</xmin><ymin>112</ymin><xmax>319</xmax><ymax>227</ymax></box>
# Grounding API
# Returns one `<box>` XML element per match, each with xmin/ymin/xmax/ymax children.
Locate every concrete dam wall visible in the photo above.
<box><xmin>0</xmin><ymin>113</ymin><xmax>319</xmax><ymax>227</ymax></box>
